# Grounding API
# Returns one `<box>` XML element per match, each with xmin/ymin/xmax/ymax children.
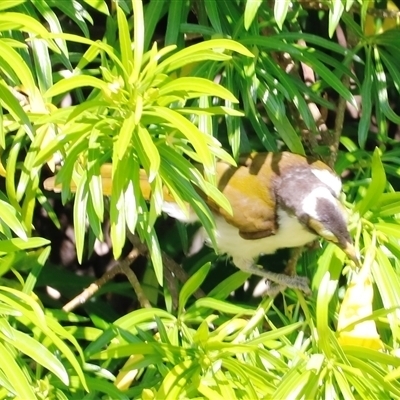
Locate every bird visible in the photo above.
<box><xmin>44</xmin><ymin>152</ymin><xmax>359</xmax><ymax>294</ymax></box>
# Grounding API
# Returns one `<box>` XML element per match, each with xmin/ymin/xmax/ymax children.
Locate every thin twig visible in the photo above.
<box><xmin>284</xmin><ymin>246</ymin><xmax>304</xmax><ymax>276</ymax></box>
<box><xmin>62</xmin><ymin>247</ymin><xmax>151</xmax><ymax>312</ymax></box>
<box><xmin>118</xmin><ymin>249</ymin><xmax>152</xmax><ymax>309</ymax></box>
<box><xmin>327</xmin><ymin>15</ymin><xmax>358</xmax><ymax>168</ymax></box>
<box><xmin>127</xmin><ymin>232</ymin><xmax>206</xmax><ymax>300</ymax></box>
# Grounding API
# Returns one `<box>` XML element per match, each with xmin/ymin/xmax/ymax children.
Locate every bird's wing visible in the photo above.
<box><xmin>205</xmin><ymin>156</ymin><xmax>278</xmax><ymax>240</ymax></box>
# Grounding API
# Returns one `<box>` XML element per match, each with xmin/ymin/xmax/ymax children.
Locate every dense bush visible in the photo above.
<box><xmin>0</xmin><ymin>0</ymin><xmax>400</xmax><ymax>398</ymax></box>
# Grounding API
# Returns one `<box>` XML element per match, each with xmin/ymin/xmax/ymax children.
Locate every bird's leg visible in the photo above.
<box><xmin>265</xmin><ymin>247</ymin><xmax>306</xmax><ymax>296</ymax></box>
<box><xmin>284</xmin><ymin>246</ymin><xmax>304</xmax><ymax>276</ymax></box>
<box><xmin>233</xmin><ymin>257</ymin><xmax>311</xmax><ymax>295</ymax></box>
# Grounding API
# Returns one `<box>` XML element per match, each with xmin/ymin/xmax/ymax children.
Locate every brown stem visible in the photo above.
<box><xmin>127</xmin><ymin>232</ymin><xmax>206</xmax><ymax>301</ymax></box>
<box><xmin>62</xmin><ymin>247</ymin><xmax>151</xmax><ymax>312</ymax></box>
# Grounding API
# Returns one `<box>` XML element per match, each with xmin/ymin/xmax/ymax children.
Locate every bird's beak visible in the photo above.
<box><xmin>342</xmin><ymin>240</ymin><xmax>361</xmax><ymax>267</ymax></box>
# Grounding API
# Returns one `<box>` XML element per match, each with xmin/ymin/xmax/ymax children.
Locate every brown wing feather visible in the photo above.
<box><xmin>205</xmin><ymin>153</ymin><xmax>278</xmax><ymax>239</ymax></box>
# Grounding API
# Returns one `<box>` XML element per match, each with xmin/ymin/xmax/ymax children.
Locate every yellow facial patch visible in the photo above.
<box><xmin>308</xmin><ymin>218</ymin><xmax>339</xmax><ymax>243</ymax></box>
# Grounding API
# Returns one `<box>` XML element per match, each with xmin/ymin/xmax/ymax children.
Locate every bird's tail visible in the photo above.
<box><xmin>43</xmin><ymin>163</ymin><xmax>170</xmax><ymax>201</ymax></box>
<box><xmin>44</xmin><ymin>163</ymin><xmax>195</xmax><ymax>222</ymax></box>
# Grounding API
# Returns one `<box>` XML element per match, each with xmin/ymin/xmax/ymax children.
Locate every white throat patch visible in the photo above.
<box><xmin>311</xmin><ymin>169</ymin><xmax>341</xmax><ymax>197</ymax></box>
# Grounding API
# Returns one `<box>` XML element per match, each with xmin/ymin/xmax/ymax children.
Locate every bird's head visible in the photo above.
<box><xmin>276</xmin><ymin>166</ymin><xmax>359</xmax><ymax>265</ymax></box>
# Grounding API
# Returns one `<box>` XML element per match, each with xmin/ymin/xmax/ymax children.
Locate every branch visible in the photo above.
<box><xmin>127</xmin><ymin>232</ymin><xmax>206</xmax><ymax>302</ymax></box>
<box><xmin>62</xmin><ymin>247</ymin><xmax>151</xmax><ymax>312</ymax></box>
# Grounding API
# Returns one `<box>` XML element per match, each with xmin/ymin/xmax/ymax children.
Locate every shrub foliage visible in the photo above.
<box><xmin>0</xmin><ymin>0</ymin><xmax>400</xmax><ymax>398</ymax></box>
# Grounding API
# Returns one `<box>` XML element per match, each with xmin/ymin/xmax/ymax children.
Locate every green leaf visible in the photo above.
<box><xmin>244</xmin><ymin>0</ymin><xmax>262</xmax><ymax>30</ymax></box>
<box><xmin>198</xmin><ymin>383</ymin><xmax>226</xmax><ymax>400</ymax></box>
<box><xmin>0</xmin><ymin>237</ymin><xmax>49</xmax><ymax>254</ymax></box>
<box><xmin>329</xmin><ymin>0</ymin><xmax>345</xmax><ymax>38</ymax></box>
<box><xmin>176</xmin><ymin>106</ymin><xmax>243</xmax><ymax>117</ymax></box>
<box><xmin>260</xmin><ymin>56</ymin><xmax>315</xmax><ymax>130</ymax></box>
<box><xmin>373</xmin><ymin>248</ymin><xmax>400</xmax><ymax>338</ymax></box>
<box><xmin>379</xmin><ymin>49</ymin><xmax>400</xmax><ymax>94</ymax></box>
<box><xmin>132</xmin><ymin>0</ymin><xmax>145</xmax><ymax>81</ymax></box>
<box><xmin>0</xmin><ymin>13</ymin><xmax>59</xmax><ymax>52</ymax></box>
<box><xmin>158</xmin><ymin>77</ymin><xmax>239</xmax><ymax>103</ymax></box>
<box><xmin>0</xmin><ymin>104</ymin><xmax>4</xmax><ymax>149</ymax></box>
<box><xmin>358</xmin><ymin>47</ymin><xmax>373</xmax><ymax>148</ymax></box>
<box><xmin>142</xmin><ymin>224</ymin><xmax>163</xmax><ymax>286</ymax></box>
<box><xmin>73</xmin><ymin>173</ymin><xmax>89</xmax><ymax>264</ymax></box>
<box><xmin>203</xmin><ymin>0</ymin><xmax>222</xmax><ymax>33</ymax></box>
<box><xmin>75</xmin><ymin>44</ymin><xmax>100</xmax><ymax>72</ymax></box>
<box><xmin>117</xmin><ymin>5</ymin><xmax>133</xmax><ymax>77</ymax></box>
<box><xmin>115</xmin><ymin>307</ymin><xmax>176</xmax><ymax>332</ymax></box>
<box><xmin>87</xmin><ymin>130</ymin><xmax>104</xmax><ymax>222</ymax></box>
<box><xmin>260</xmin><ymin>84</ymin><xmax>305</xmax><ymax>155</ymax></box>
<box><xmin>178</xmin><ymin>263</ymin><xmax>210</xmax><ymax>314</ymax></box>
<box><xmin>0</xmin><ymin>82</ymin><xmax>34</xmax><ymax>140</ymax></box>
<box><xmin>344</xmin><ymin>344</ymin><xmax>400</xmax><ymax>368</ymax></box>
<box><xmin>83</xmin><ymin>0</ymin><xmax>109</xmax><ymax>15</ymax></box>
<box><xmin>316</xmin><ymin>273</ymin><xmax>340</xmax><ymax>358</ymax></box>
<box><xmin>346</xmin><ymin>355</ymin><xmax>400</xmax><ymax>397</ymax></box>
<box><xmin>157</xmin><ymin>359</ymin><xmax>199</xmax><ymax>400</ymax></box>
<box><xmin>373</xmin><ymin>46</ymin><xmax>400</xmax><ymax>124</ymax></box>
<box><xmin>32</xmin><ymin>0</ymin><xmax>69</xmax><ymax>57</ymax></box>
<box><xmin>208</xmin><ymin>271</ymin><xmax>250</xmax><ymax>300</ymax></box>
<box><xmin>274</xmin><ymin>0</ymin><xmax>290</xmax><ymax>30</ymax></box>
<box><xmin>156</xmin><ymin>38</ymin><xmax>254</xmax><ymax>74</ymax></box>
<box><xmin>23</xmin><ymin>246</ymin><xmax>51</xmax><ymax>294</ymax></box>
<box><xmin>44</xmin><ymin>75</ymin><xmax>109</xmax><ymax>98</ymax></box>
<box><xmin>376</xmin><ymin>203</ymin><xmax>400</xmax><ymax>217</ymax></box>
<box><xmin>146</xmin><ymin>107</ymin><xmax>213</xmax><ymax>173</ymax></box>
<box><xmin>136</xmin><ymin>125</ymin><xmax>160</xmax><ymax>183</ymax></box>
<box><xmin>164</xmin><ymin>0</ymin><xmax>186</xmax><ymax>47</ymax></box>
<box><xmin>0</xmin><ymin>0</ymin><xmax>26</xmax><ymax>10</ymax></box>
<box><xmin>0</xmin><ymin>41</ymin><xmax>38</xmax><ymax>99</ymax></box>
<box><xmin>273</xmin><ymin>362</ymin><xmax>310</xmax><ymax>399</ymax></box>
<box><xmin>355</xmin><ymin>148</ymin><xmax>386</xmax><ymax>216</ymax></box>
<box><xmin>333</xmin><ymin>368</ymin><xmax>356</xmax><ymax>400</ymax></box>
<box><xmin>31</xmin><ymin>34</ymin><xmax>53</xmax><ymax>94</ymax></box>
<box><xmin>85</xmin><ymin>376</ymin><xmax>129</xmax><ymax>400</ymax></box>
<box><xmin>1</xmin><ymin>328</ymin><xmax>68</xmax><ymax>385</ymax></box>
<box><xmin>110</xmin><ymin>162</ymin><xmax>127</xmax><ymax>260</ymax></box>
<box><xmin>0</xmin><ymin>199</ymin><xmax>27</xmax><ymax>240</ymax></box>
<box><xmin>116</xmin><ymin>112</ymin><xmax>136</xmax><ymax>161</ymax></box>
<box><xmin>0</xmin><ymin>342</ymin><xmax>36</xmax><ymax>399</ymax></box>
<box><xmin>143</xmin><ymin>0</ymin><xmax>168</xmax><ymax>50</ymax></box>
<box><xmin>50</xmin><ymin>0</ymin><xmax>91</xmax><ymax>37</ymax></box>
<box><xmin>222</xmin><ymin>358</ymin><xmax>276</xmax><ymax>393</ymax></box>
<box><xmin>6</xmin><ymin>127</ymin><xmax>24</xmax><ymax>210</ymax></box>
<box><xmin>186</xmin><ymin>297</ymin><xmax>255</xmax><ymax>317</ymax></box>
<box><xmin>375</xmin><ymin>222</ymin><xmax>400</xmax><ymax>239</ymax></box>
<box><xmin>241</xmin><ymin>36</ymin><xmax>355</xmax><ymax>107</ymax></box>
<box><xmin>238</xmin><ymin>77</ymin><xmax>277</xmax><ymax>151</ymax></box>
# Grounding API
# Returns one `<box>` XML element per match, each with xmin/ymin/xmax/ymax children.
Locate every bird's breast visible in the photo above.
<box><xmin>211</xmin><ymin>208</ymin><xmax>317</xmax><ymax>262</ymax></box>
<box><xmin>161</xmin><ymin>201</ymin><xmax>317</xmax><ymax>263</ymax></box>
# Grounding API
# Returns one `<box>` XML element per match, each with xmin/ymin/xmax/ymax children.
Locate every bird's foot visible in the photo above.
<box><xmin>264</xmin><ymin>282</ymin><xmax>285</xmax><ymax>298</ymax></box>
<box><xmin>237</xmin><ymin>262</ymin><xmax>311</xmax><ymax>296</ymax></box>
<box><xmin>267</xmin><ymin>274</ymin><xmax>311</xmax><ymax>296</ymax></box>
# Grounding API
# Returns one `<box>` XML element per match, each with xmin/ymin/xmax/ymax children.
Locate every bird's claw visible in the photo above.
<box><xmin>265</xmin><ymin>275</ymin><xmax>312</xmax><ymax>297</ymax></box>
<box><xmin>234</xmin><ymin>261</ymin><xmax>312</xmax><ymax>296</ymax></box>
<box><xmin>285</xmin><ymin>274</ymin><xmax>312</xmax><ymax>294</ymax></box>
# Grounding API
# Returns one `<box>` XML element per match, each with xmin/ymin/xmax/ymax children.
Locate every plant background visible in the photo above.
<box><xmin>0</xmin><ymin>0</ymin><xmax>400</xmax><ymax>398</ymax></box>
